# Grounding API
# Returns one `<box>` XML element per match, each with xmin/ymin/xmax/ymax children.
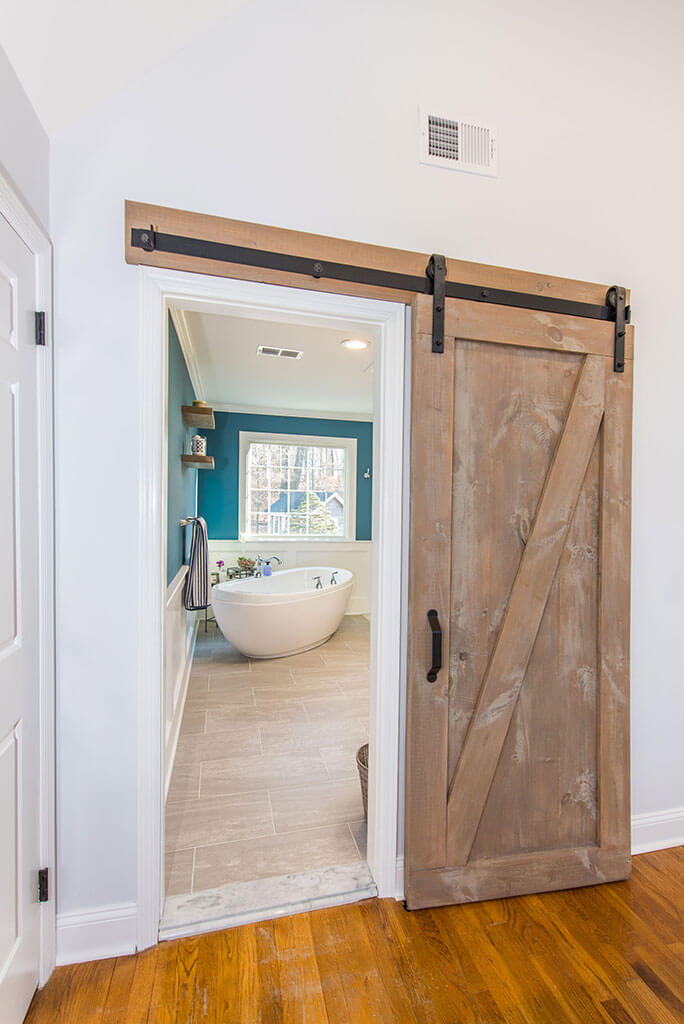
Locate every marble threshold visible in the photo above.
<box><xmin>160</xmin><ymin>861</ymin><xmax>377</xmax><ymax>940</ymax></box>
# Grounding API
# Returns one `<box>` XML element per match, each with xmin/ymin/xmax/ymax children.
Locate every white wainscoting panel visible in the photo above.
<box><xmin>164</xmin><ymin>566</ymin><xmax>197</xmax><ymax>798</ymax></box>
<box><xmin>208</xmin><ymin>540</ymin><xmax>372</xmax><ymax>615</ymax></box>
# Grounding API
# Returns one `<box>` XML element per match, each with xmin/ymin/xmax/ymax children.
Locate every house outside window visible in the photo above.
<box><xmin>238</xmin><ymin>431</ymin><xmax>357</xmax><ymax>540</ymax></box>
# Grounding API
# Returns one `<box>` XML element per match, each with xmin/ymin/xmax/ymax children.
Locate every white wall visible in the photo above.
<box><xmin>208</xmin><ymin>541</ymin><xmax>372</xmax><ymax>615</ymax></box>
<box><xmin>0</xmin><ymin>44</ymin><xmax>49</xmax><ymax>233</ymax></box>
<box><xmin>50</xmin><ymin>0</ymin><xmax>684</xmax><ymax>935</ymax></box>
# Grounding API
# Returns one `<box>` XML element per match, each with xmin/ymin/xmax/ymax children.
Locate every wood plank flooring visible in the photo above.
<box><xmin>26</xmin><ymin>846</ymin><xmax>684</xmax><ymax>1023</ymax></box>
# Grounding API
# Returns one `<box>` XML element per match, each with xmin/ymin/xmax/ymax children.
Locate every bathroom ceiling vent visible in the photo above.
<box><xmin>420</xmin><ymin>106</ymin><xmax>498</xmax><ymax>177</ymax></box>
<box><xmin>256</xmin><ymin>345</ymin><xmax>303</xmax><ymax>360</ymax></box>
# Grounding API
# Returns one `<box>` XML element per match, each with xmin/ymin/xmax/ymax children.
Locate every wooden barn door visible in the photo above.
<box><xmin>405</xmin><ymin>294</ymin><xmax>633</xmax><ymax>909</ymax></box>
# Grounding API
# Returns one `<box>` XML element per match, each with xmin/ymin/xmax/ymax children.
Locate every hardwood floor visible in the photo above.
<box><xmin>26</xmin><ymin>847</ymin><xmax>684</xmax><ymax>1023</ymax></box>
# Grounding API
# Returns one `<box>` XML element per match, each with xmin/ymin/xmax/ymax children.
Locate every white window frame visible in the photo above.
<box><xmin>238</xmin><ymin>431</ymin><xmax>357</xmax><ymax>541</ymax></box>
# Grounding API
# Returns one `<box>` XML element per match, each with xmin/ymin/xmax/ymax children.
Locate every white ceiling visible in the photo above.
<box><xmin>0</xmin><ymin>1</ymin><xmax>244</xmax><ymax>136</ymax></box>
<box><xmin>177</xmin><ymin>309</ymin><xmax>375</xmax><ymax>420</ymax></box>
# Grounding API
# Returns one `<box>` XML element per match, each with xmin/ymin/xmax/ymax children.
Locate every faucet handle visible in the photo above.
<box><xmin>312</xmin><ymin>575</ymin><xmax>323</xmax><ymax>590</ymax></box>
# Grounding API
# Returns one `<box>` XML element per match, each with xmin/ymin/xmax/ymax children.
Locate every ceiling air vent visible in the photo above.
<box><xmin>256</xmin><ymin>345</ymin><xmax>303</xmax><ymax>360</ymax></box>
<box><xmin>420</xmin><ymin>107</ymin><xmax>498</xmax><ymax>177</ymax></box>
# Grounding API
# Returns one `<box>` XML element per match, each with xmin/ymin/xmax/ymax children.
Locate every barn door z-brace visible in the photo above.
<box><xmin>130</xmin><ymin>226</ymin><xmax>630</xmax><ymax>372</ymax></box>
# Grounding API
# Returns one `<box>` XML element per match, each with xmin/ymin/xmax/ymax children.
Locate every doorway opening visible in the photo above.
<box><xmin>138</xmin><ymin>270</ymin><xmax>406</xmax><ymax>944</ymax></box>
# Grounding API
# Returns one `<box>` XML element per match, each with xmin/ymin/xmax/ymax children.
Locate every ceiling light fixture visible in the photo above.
<box><xmin>342</xmin><ymin>338</ymin><xmax>369</xmax><ymax>350</ymax></box>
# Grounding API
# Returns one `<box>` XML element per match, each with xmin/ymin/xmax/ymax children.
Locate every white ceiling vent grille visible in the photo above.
<box><xmin>420</xmin><ymin>107</ymin><xmax>498</xmax><ymax>177</ymax></box>
<box><xmin>256</xmin><ymin>345</ymin><xmax>303</xmax><ymax>360</ymax></box>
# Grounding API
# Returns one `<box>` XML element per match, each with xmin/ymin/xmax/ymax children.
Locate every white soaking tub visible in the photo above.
<box><xmin>212</xmin><ymin>567</ymin><xmax>353</xmax><ymax>659</ymax></box>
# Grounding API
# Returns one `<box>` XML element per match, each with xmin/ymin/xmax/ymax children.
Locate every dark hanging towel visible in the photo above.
<box><xmin>183</xmin><ymin>517</ymin><xmax>210</xmax><ymax>611</ymax></box>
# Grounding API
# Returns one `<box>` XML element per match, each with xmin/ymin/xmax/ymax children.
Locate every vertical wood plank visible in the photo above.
<box><xmin>405</xmin><ymin>294</ymin><xmax>455</xmax><ymax>879</ymax></box>
<box><xmin>599</xmin><ymin>360</ymin><xmax>633</xmax><ymax>854</ymax></box>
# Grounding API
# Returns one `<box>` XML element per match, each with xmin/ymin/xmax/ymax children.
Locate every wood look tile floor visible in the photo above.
<box><xmin>165</xmin><ymin>616</ymin><xmax>370</xmax><ymax>896</ymax></box>
<box><xmin>26</xmin><ymin>847</ymin><xmax>684</xmax><ymax>1024</ymax></box>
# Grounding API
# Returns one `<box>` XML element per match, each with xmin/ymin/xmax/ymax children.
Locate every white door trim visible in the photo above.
<box><xmin>137</xmin><ymin>268</ymin><xmax>406</xmax><ymax>949</ymax></box>
<box><xmin>0</xmin><ymin>171</ymin><xmax>55</xmax><ymax>985</ymax></box>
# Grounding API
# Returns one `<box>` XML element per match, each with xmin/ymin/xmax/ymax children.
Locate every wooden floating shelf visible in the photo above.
<box><xmin>182</xmin><ymin>404</ymin><xmax>215</xmax><ymax>429</ymax></box>
<box><xmin>181</xmin><ymin>454</ymin><xmax>215</xmax><ymax>470</ymax></box>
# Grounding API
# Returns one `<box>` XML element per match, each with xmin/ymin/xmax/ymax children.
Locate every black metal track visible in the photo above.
<box><xmin>131</xmin><ymin>227</ymin><xmax>615</xmax><ymax>324</ymax></box>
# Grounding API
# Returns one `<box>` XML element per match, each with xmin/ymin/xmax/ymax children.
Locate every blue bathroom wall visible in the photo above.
<box><xmin>167</xmin><ymin>316</ymin><xmax>197</xmax><ymax>584</ymax></box>
<box><xmin>198</xmin><ymin>412</ymin><xmax>373</xmax><ymax>541</ymax></box>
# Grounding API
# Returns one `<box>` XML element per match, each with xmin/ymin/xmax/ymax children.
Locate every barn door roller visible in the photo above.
<box><xmin>131</xmin><ymin>227</ymin><xmax>629</xmax><ymax>370</ymax></box>
<box><xmin>426</xmin><ymin>254</ymin><xmax>447</xmax><ymax>353</ymax></box>
<box><xmin>607</xmin><ymin>285</ymin><xmax>630</xmax><ymax>373</ymax></box>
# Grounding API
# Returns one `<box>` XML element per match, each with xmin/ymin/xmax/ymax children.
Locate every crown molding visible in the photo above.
<box><xmin>170</xmin><ymin>307</ymin><xmax>203</xmax><ymax>401</ymax></box>
<box><xmin>211</xmin><ymin>401</ymin><xmax>372</xmax><ymax>423</ymax></box>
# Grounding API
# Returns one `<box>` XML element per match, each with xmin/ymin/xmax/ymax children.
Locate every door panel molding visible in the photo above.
<box><xmin>446</xmin><ymin>355</ymin><xmax>606</xmax><ymax>864</ymax></box>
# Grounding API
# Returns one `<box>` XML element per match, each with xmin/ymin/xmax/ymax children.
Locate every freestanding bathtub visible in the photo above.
<box><xmin>212</xmin><ymin>567</ymin><xmax>353</xmax><ymax>659</ymax></box>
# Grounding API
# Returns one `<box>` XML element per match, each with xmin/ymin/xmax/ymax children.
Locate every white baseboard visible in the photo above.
<box><xmin>53</xmin><ymin>812</ymin><xmax>683</xmax><ymax>964</ymax></box>
<box><xmin>56</xmin><ymin>901</ymin><xmax>137</xmax><ymax>965</ymax></box>
<box><xmin>631</xmin><ymin>806</ymin><xmax>684</xmax><ymax>855</ymax></box>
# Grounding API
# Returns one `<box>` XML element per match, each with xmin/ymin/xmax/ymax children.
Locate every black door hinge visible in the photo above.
<box><xmin>426</xmin><ymin>254</ymin><xmax>447</xmax><ymax>353</ymax></box>
<box><xmin>606</xmin><ymin>286</ymin><xmax>630</xmax><ymax>373</ymax></box>
<box><xmin>34</xmin><ymin>311</ymin><xmax>46</xmax><ymax>346</ymax></box>
<box><xmin>38</xmin><ymin>868</ymin><xmax>49</xmax><ymax>903</ymax></box>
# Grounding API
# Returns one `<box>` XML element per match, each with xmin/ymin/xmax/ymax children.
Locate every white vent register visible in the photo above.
<box><xmin>256</xmin><ymin>345</ymin><xmax>303</xmax><ymax>359</ymax></box>
<box><xmin>420</xmin><ymin>107</ymin><xmax>498</xmax><ymax>177</ymax></box>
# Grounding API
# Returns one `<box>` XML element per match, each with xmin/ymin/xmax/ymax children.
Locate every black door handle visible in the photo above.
<box><xmin>427</xmin><ymin>609</ymin><xmax>442</xmax><ymax>682</ymax></box>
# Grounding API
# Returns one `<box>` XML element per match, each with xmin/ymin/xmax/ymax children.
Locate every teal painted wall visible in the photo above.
<box><xmin>167</xmin><ymin>316</ymin><xmax>197</xmax><ymax>584</ymax></box>
<box><xmin>198</xmin><ymin>412</ymin><xmax>373</xmax><ymax>541</ymax></box>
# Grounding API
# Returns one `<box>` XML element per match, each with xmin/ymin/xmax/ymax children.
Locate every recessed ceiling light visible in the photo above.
<box><xmin>342</xmin><ymin>338</ymin><xmax>369</xmax><ymax>350</ymax></box>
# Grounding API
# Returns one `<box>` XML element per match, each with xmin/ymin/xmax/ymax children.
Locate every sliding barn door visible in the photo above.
<box><xmin>405</xmin><ymin>294</ymin><xmax>632</xmax><ymax>909</ymax></box>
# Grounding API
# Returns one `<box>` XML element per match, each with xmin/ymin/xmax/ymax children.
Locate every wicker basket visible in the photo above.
<box><xmin>356</xmin><ymin>743</ymin><xmax>369</xmax><ymax>821</ymax></box>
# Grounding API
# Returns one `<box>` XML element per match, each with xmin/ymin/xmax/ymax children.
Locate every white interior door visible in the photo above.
<box><xmin>0</xmin><ymin>212</ymin><xmax>41</xmax><ymax>1022</ymax></box>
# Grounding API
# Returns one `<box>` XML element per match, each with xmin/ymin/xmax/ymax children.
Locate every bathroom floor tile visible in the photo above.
<box><xmin>302</xmin><ymin>694</ymin><xmax>370</xmax><ymax>722</ymax></box>
<box><xmin>166</xmin><ymin>616</ymin><xmax>372</xmax><ymax>902</ymax></box>
<box><xmin>200</xmin><ymin>751</ymin><xmax>329</xmax><ymax>797</ymax></box>
<box><xmin>165</xmin><ymin>791</ymin><xmax>274</xmax><ymax>852</ymax></box>
<box><xmin>174</xmin><ymin>726</ymin><xmax>261</xmax><ymax>765</ymax></box>
<box><xmin>319</xmin><ymin>744</ymin><xmax>363</xmax><ymax>780</ymax></box>
<box><xmin>258</xmin><ymin>719</ymin><xmax>367</xmax><ymax>756</ymax></box>
<box><xmin>244</xmin><ymin>660</ymin><xmax>298</xmax><ymax>679</ymax></box>
<box><xmin>187</xmin><ymin>673</ymin><xmax>210</xmax><ymax>693</ymax></box>
<box><xmin>253</xmin><ymin>677</ymin><xmax>344</xmax><ymax>703</ymax></box>
<box><xmin>192</xmin><ymin>824</ymin><xmax>360</xmax><ymax>892</ymax></box>
<box><xmin>270</xmin><ymin>778</ymin><xmax>364</xmax><ymax>833</ymax></box>
<box><xmin>205</xmin><ymin>661</ymin><xmax>252</xmax><ymax>677</ymax></box>
<box><xmin>205</xmin><ymin>701</ymin><xmax>308</xmax><ymax>732</ymax></box>
<box><xmin>320</xmin><ymin>652</ymin><xmax>370</xmax><ymax>669</ymax></box>
<box><xmin>184</xmin><ymin>690</ymin><xmax>257</xmax><ymax>712</ymax></box>
<box><xmin>165</xmin><ymin>848</ymin><xmax>195</xmax><ymax>897</ymax></box>
<box><xmin>349</xmin><ymin>819</ymin><xmax>368</xmax><ymax>859</ymax></box>
<box><xmin>273</xmin><ymin>650</ymin><xmax>327</xmax><ymax>670</ymax></box>
<box><xmin>179</xmin><ymin>710</ymin><xmax>206</xmax><ymax>735</ymax></box>
<box><xmin>166</xmin><ymin>763</ymin><xmax>201</xmax><ymax>805</ymax></box>
<box><xmin>206</xmin><ymin>674</ymin><xmax>256</xmax><ymax>692</ymax></box>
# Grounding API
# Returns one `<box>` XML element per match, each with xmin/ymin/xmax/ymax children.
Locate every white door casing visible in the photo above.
<box><xmin>137</xmin><ymin>269</ymin><xmax>406</xmax><ymax>948</ymax></box>
<box><xmin>0</xmin><ymin>212</ymin><xmax>42</xmax><ymax>1021</ymax></box>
